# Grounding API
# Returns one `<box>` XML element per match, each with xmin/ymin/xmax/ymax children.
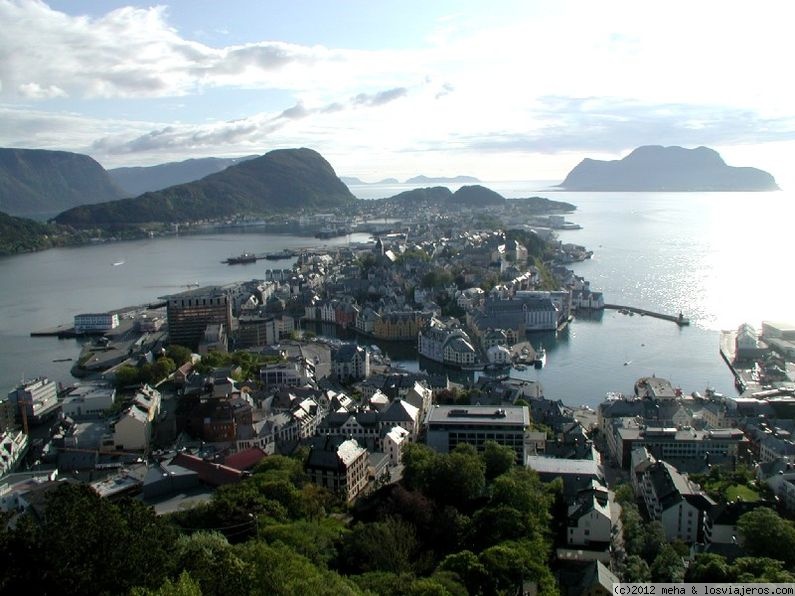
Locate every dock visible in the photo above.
<box><xmin>604</xmin><ymin>304</ymin><xmax>690</xmax><ymax>326</ymax></box>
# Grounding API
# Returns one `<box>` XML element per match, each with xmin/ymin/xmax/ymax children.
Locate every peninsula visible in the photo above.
<box><xmin>558</xmin><ymin>145</ymin><xmax>779</xmax><ymax>191</ymax></box>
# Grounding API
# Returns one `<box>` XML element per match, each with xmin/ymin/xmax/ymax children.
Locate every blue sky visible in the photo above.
<box><xmin>2</xmin><ymin>1</ymin><xmax>794</xmax><ymax>183</ymax></box>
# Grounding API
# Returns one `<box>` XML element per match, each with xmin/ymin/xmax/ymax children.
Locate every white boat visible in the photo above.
<box><xmin>112</xmin><ymin>260</ymin><xmax>125</xmax><ymax>266</ymax></box>
<box><xmin>534</xmin><ymin>344</ymin><xmax>546</xmax><ymax>368</ymax></box>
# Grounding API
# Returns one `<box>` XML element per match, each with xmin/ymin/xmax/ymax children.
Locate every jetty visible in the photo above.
<box><xmin>604</xmin><ymin>304</ymin><xmax>690</xmax><ymax>326</ymax></box>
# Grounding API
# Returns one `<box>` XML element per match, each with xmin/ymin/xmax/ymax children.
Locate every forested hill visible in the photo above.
<box><xmin>0</xmin><ymin>148</ymin><xmax>124</xmax><ymax>217</ymax></box>
<box><xmin>55</xmin><ymin>148</ymin><xmax>357</xmax><ymax>227</ymax></box>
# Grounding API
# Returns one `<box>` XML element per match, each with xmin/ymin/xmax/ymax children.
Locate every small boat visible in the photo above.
<box><xmin>112</xmin><ymin>260</ymin><xmax>125</xmax><ymax>266</ymax></box>
<box><xmin>514</xmin><ymin>364</ymin><xmax>527</xmax><ymax>371</ymax></box>
<box><xmin>534</xmin><ymin>344</ymin><xmax>546</xmax><ymax>368</ymax></box>
<box><xmin>624</xmin><ymin>360</ymin><xmax>632</xmax><ymax>366</ymax></box>
<box><xmin>53</xmin><ymin>357</ymin><xmax>73</xmax><ymax>362</ymax></box>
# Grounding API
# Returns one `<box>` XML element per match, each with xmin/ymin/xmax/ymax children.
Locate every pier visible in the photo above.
<box><xmin>604</xmin><ymin>304</ymin><xmax>690</xmax><ymax>326</ymax></box>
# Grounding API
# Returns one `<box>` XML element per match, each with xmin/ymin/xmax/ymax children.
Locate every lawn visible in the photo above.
<box><xmin>725</xmin><ymin>484</ymin><xmax>760</xmax><ymax>502</ymax></box>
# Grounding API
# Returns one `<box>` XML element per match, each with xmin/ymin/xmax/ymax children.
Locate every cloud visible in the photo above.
<box><xmin>0</xmin><ymin>2</ymin><xmax>340</xmax><ymax>100</ymax></box>
<box><xmin>452</xmin><ymin>97</ymin><xmax>795</xmax><ymax>155</ymax></box>
<box><xmin>352</xmin><ymin>87</ymin><xmax>408</xmax><ymax>107</ymax></box>
<box><xmin>18</xmin><ymin>82</ymin><xmax>67</xmax><ymax>99</ymax></box>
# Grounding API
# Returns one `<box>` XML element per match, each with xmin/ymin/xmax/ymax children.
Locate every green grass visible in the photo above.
<box><xmin>725</xmin><ymin>484</ymin><xmax>760</xmax><ymax>502</ymax></box>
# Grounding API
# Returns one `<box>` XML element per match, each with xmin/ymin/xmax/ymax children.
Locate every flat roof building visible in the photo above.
<box><xmin>425</xmin><ymin>404</ymin><xmax>530</xmax><ymax>462</ymax></box>
<box><xmin>164</xmin><ymin>286</ymin><xmax>233</xmax><ymax>351</ymax></box>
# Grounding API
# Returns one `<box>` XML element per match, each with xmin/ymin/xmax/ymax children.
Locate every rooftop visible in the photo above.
<box><xmin>426</xmin><ymin>404</ymin><xmax>529</xmax><ymax>426</ymax></box>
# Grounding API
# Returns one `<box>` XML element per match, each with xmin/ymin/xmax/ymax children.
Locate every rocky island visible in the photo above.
<box><xmin>558</xmin><ymin>145</ymin><xmax>779</xmax><ymax>191</ymax></box>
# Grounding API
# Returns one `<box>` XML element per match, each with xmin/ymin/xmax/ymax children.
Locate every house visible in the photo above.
<box><xmin>305</xmin><ymin>436</ymin><xmax>369</xmax><ymax>502</ymax></box>
<box><xmin>113</xmin><ymin>406</ymin><xmax>150</xmax><ymax>451</ymax></box>
<box><xmin>567</xmin><ymin>483</ymin><xmax>613</xmax><ymax>547</ymax></box>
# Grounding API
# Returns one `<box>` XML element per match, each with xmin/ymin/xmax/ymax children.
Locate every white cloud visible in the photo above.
<box><xmin>18</xmin><ymin>82</ymin><xmax>67</xmax><ymax>99</ymax></box>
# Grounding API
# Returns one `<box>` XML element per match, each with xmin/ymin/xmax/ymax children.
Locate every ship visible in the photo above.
<box><xmin>224</xmin><ymin>252</ymin><xmax>258</xmax><ymax>265</ymax></box>
<box><xmin>265</xmin><ymin>249</ymin><xmax>297</xmax><ymax>260</ymax></box>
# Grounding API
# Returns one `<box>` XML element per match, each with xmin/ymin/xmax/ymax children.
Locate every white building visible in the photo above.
<box><xmin>638</xmin><ymin>460</ymin><xmax>715</xmax><ymax>544</ymax></box>
<box><xmin>61</xmin><ymin>382</ymin><xmax>115</xmax><ymax>418</ymax></box>
<box><xmin>0</xmin><ymin>430</ymin><xmax>28</xmax><ymax>476</ymax></box>
<box><xmin>383</xmin><ymin>426</ymin><xmax>410</xmax><ymax>466</ymax></box>
<box><xmin>331</xmin><ymin>344</ymin><xmax>370</xmax><ymax>381</ymax></box>
<box><xmin>112</xmin><ymin>385</ymin><xmax>161</xmax><ymax>451</ymax></box>
<box><xmin>567</xmin><ymin>483</ymin><xmax>613</xmax><ymax>546</ymax></box>
<box><xmin>74</xmin><ymin>313</ymin><xmax>120</xmax><ymax>334</ymax></box>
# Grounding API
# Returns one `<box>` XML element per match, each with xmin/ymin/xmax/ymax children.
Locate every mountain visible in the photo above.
<box><xmin>108</xmin><ymin>156</ymin><xmax>258</xmax><ymax>196</ymax></box>
<box><xmin>55</xmin><ymin>148</ymin><xmax>356</xmax><ymax>227</ymax></box>
<box><xmin>405</xmin><ymin>175</ymin><xmax>480</xmax><ymax>184</ymax></box>
<box><xmin>451</xmin><ymin>184</ymin><xmax>505</xmax><ymax>206</ymax></box>
<box><xmin>340</xmin><ymin>176</ymin><xmax>400</xmax><ymax>185</ymax></box>
<box><xmin>558</xmin><ymin>145</ymin><xmax>779</xmax><ymax>191</ymax></box>
<box><xmin>0</xmin><ymin>148</ymin><xmax>124</xmax><ymax>217</ymax></box>
<box><xmin>340</xmin><ymin>176</ymin><xmax>367</xmax><ymax>185</ymax></box>
<box><xmin>380</xmin><ymin>184</ymin><xmax>575</xmax><ymax>212</ymax></box>
<box><xmin>0</xmin><ymin>210</ymin><xmax>82</xmax><ymax>255</ymax></box>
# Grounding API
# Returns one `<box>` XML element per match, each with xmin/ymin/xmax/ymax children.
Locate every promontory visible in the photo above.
<box><xmin>558</xmin><ymin>145</ymin><xmax>779</xmax><ymax>191</ymax></box>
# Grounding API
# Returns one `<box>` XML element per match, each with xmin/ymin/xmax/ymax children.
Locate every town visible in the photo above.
<box><xmin>2</xmin><ymin>200</ymin><xmax>794</xmax><ymax>594</ymax></box>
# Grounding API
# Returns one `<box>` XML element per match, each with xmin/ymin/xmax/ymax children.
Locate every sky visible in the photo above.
<box><xmin>1</xmin><ymin>0</ymin><xmax>794</xmax><ymax>184</ymax></box>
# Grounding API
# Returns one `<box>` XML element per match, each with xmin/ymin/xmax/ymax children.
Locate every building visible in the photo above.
<box><xmin>74</xmin><ymin>312</ymin><xmax>120</xmax><ymax>334</ymax></box>
<box><xmin>372</xmin><ymin>311</ymin><xmax>428</xmax><ymax>341</ymax></box>
<box><xmin>112</xmin><ymin>385</ymin><xmax>161</xmax><ymax>451</ymax></box>
<box><xmin>331</xmin><ymin>344</ymin><xmax>370</xmax><ymax>382</ymax></box>
<box><xmin>7</xmin><ymin>377</ymin><xmax>59</xmax><ymax>423</ymax></box>
<box><xmin>567</xmin><ymin>483</ymin><xmax>612</xmax><ymax>547</ymax></box>
<box><xmin>61</xmin><ymin>382</ymin><xmax>115</xmax><ymax>418</ymax></box>
<box><xmin>305</xmin><ymin>436</ymin><xmax>369</xmax><ymax>502</ymax></box>
<box><xmin>418</xmin><ymin>317</ymin><xmax>478</xmax><ymax>367</ymax></box>
<box><xmin>425</xmin><ymin>405</ymin><xmax>530</xmax><ymax>463</ymax></box>
<box><xmin>638</xmin><ymin>460</ymin><xmax>715</xmax><ymax>544</ymax></box>
<box><xmin>0</xmin><ymin>429</ymin><xmax>28</xmax><ymax>476</ymax></box>
<box><xmin>164</xmin><ymin>286</ymin><xmax>233</xmax><ymax>351</ymax></box>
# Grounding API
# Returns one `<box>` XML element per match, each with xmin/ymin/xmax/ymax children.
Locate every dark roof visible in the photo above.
<box><xmin>223</xmin><ymin>447</ymin><xmax>267</xmax><ymax>471</ymax></box>
<box><xmin>170</xmin><ymin>453</ymin><xmax>242</xmax><ymax>486</ymax></box>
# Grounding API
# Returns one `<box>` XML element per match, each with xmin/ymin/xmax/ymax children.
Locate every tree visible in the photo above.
<box><xmin>427</xmin><ymin>444</ymin><xmax>485</xmax><ymax>508</ymax></box>
<box><xmin>114</xmin><ymin>363</ymin><xmax>141</xmax><ymax>387</ymax></box>
<box><xmin>481</xmin><ymin>440</ymin><xmax>515</xmax><ymax>480</ymax></box>
<box><xmin>685</xmin><ymin>553</ymin><xmax>730</xmax><ymax>582</ymax></box>
<box><xmin>338</xmin><ymin>517</ymin><xmax>418</xmax><ymax>575</ymax></box>
<box><xmin>402</xmin><ymin>443</ymin><xmax>437</xmax><ymax>493</ymax></box>
<box><xmin>172</xmin><ymin>531</ymin><xmax>249</xmax><ymax>595</ymax></box>
<box><xmin>166</xmin><ymin>344</ymin><xmax>193</xmax><ymax>366</ymax></box>
<box><xmin>650</xmin><ymin>544</ymin><xmax>685</xmax><ymax>583</ymax></box>
<box><xmin>438</xmin><ymin>550</ymin><xmax>489</xmax><ymax>595</ymax></box>
<box><xmin>131</xmin><ymin>572</ymin><xmax>203</xmax><ymax>596</ymax></box>
<box><xmin>622</xmin><ymin>554</ymin><xmax>651</xmax><ymax>582</ymax></box>
<box><xmin>737</xmin><ymin>507</ymin><xmax>795</xmax><ymax>566</ymax></box>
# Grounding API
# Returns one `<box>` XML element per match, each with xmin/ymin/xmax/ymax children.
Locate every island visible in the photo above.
<box><xmin>558</xmin><ymin>145</ymin><xmax>779</xmax><ymax>191</ymax></box>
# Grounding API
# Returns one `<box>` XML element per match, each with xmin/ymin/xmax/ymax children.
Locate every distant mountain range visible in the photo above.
<box><xmin>0</xmin><ymin>148</ymin><xmax>124</xmax><ymax>217</ymax></box>
<box><xmin>108</xmin><ymin>156</ymin><xmax>258</xmax><ymax>196</ymax></box>
<box><xmin>55</xmin><ymin>148</ymin><xmax>356</xmax><ymax>227</ymax></box>
<box><xmin>558</xmin><ymin>145</ymin><xmax>779</xmax><ymax>191</ymax></box>
<box><xmin>341</xmin><ymin>175</ymin><xmax>479</xmax><ymax>185</ymax></box>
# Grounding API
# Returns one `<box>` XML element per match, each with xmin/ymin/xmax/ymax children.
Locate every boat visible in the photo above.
<box><xmin>534</xmin><ymin>344</ymin><xmax>546</xmax><ymax>368</ymax></box>
<box><xmin>624</xmin><ymin>360</ymin><xmax>632</xmax><ymax>366</ymax></box>
<box><xmin>265</xmin><ymin>249</ymin><xmax>296</xmax><ymax>260</ymax></box>
<box><xmin>514</xmin><ymin>364</ymin><xmax>527</xmax><ymax>371</ymax></box>
<box><xmin>224</xmin><ymin>252</ymin><xmax>257</xmax><ymax>265</ymax></box>
<box><xmin>112</xmin><ymin>260</ymin><xmax>125</xmax><ymax>266</ymax></box>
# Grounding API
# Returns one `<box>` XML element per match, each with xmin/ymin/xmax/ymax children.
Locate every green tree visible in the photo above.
<box><xmin>115</xmin><ymin>363</ymin><xmax>141</xmax><ymax>387</ymax></box>
<box><xmin>427</xmin><ymin>444</ymin><xmax>486</xmax><ymax>508</ymax></box>
<box><xmin>131</xmin><ymin>571</ymin><xmax>203</xmax><ymax>596</ymax></box>
<box><xmin>650</xmin><ymin>544</ymin><xmax>685</xmax><ymax>583</ymax></box>
<box><xmin>338</xmin><ymin>517</ymin><xmax>418</xmax><ymax>575</ymax></box>
<box><xmin>172</xmin><ymin>531</ymin><xmax>249</xmax><ymax>595</ymax></box>
<box><xmin>737</xmin><ymin>507</ymin><xmax>795</xmax><ymax>566</ymax></box>
<box><xmin>481</xmin><ymin>440</ymin><xmax>515</xmax><ymax>480</ymax></box>
<box><xmin>685</xmin><ymin>553</ymin><xmax>731</xmax><ymax>582</ymax></box>
<box><xmin>166</xmin><ymin>344</ymin><xmax>193</xmax><ymax>366</ymax></box>
<box><xmin>438</xmin><ymin>550</ymin><xmax>489</xmax><ymax>595</ymax></box>
<box><xmin>402</xmin><ymin>443</ymin><xmax>438</xmax><ymax>493</ymax></box>
<box><xmin>622</xmin><ymin>554</ymin><xmax>651</xmax><ymax>582</ymax></box>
